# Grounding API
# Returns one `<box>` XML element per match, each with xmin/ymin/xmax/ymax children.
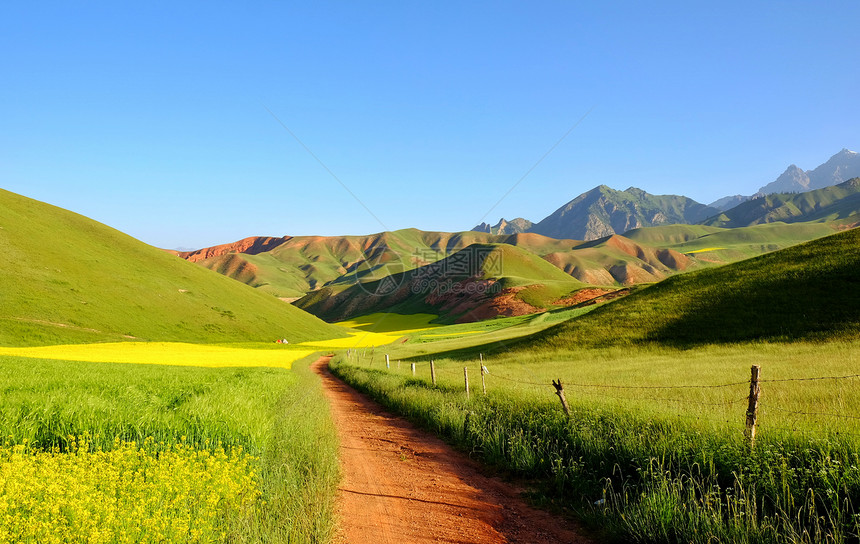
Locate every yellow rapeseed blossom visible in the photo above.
<box><xmin>0</xmin><ymin>437</ymin><xmax>260</xmax><ymax>543</ymax></box>
<box><xmin>0</xmin><ymin>342</ymin><xmax>316</xmax><ymax>368</ymax></box>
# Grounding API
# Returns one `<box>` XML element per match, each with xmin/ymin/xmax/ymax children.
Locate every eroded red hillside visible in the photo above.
<box><xmin>176</xmin><ymin>236</ymin><xmax>292</xmax><ymax>263</ymax></box>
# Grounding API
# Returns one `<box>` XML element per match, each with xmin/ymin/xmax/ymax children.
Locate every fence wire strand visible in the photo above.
<box><xmin>351</xmin><ymin>354</ymin><xmax>860</xmax><ymax>435</ymax></box>
<box><xmin>760</xmin><ymin>403</ymin><xmax>860</xmax><ymax>421</ymax></box>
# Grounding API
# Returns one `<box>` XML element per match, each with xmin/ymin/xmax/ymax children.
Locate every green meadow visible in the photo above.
<box><xmin>0</xmin><ymin>353</ymin><xmax>339</xmax><ymax>543</ymax></box>
<box><xmin>332</xmin><ymin>229</ymin><xmax>860</xmax><ymax>543</ymax></box>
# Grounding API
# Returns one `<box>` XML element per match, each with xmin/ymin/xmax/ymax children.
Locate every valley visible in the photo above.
<box><xmin>2</xmin><ymin>170</ymin><xmax>859</xmax><ymax>543</ymax></box>
<box><xmin>6</xmin><ymin>4</ymin><xmax>859</xmax><ymax>542</ymax></box>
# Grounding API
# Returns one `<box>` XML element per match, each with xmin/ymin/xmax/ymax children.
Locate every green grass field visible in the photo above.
<box><xmin>0</xmin><ymin>310</ymin><xmax>424</xmax><ymax>544</ymax></box>
<box><xmin>0</xmin><ymin>353</ymin><xmax>339</xmax><ymax>543</ymax></box>
<box><xmin>330</xmin><ymin>229</ymin><xmax>860</xmax><ymax>543</ymax></box>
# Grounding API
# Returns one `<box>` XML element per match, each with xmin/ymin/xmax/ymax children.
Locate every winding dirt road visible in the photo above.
<box><xmin>312</xmin><ymin>356</ymin><xmax>594</xmax><ymax>544</ymax></box>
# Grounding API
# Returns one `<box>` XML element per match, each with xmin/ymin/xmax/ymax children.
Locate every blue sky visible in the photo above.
<box><xmin>2</xmin><ymin>1</ymin><xmax>858</xmax><ymax>249</ymax></box>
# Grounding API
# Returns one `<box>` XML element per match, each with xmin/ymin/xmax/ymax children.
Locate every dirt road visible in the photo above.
<box><xmin>312</xmin><ymin>356</ymin><xmax>594</xmax><ymax>544</ymax></box>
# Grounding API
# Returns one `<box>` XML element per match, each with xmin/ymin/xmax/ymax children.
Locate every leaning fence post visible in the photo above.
<box><xmin>745</xmin><ymin>365</ymin><xmax>761</xmax><ymax>449</ymax></box>
<box><xmin>385</xmin><ymin>353</ymin><xmax>390</xmax><ymax>369</ymax></box>
<box><xmin>430</xmin><ymin>360</ymin><xmax>437</xmax><ymax>386</ymax></box>
<box><xmin>464</xmin><ymin>367</ymin><xmax>470</xmax><ymax>399</ymax></box>
<box><xmin>411</xmin><ymin>362</ymin><xmax>416</xmax><ymax>377</ymax></box>
<box><xmin>480</xmin><ymin>363</ymin><xmax>487</xmax><ymax>395</ymax></box>
<box><xmin>552</xmin><ymin>379</ymin><xmax>571</xmax><ymax>418</ymax></box>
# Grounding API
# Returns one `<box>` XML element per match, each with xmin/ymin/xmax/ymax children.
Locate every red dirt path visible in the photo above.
<box><xmin>312</xmin><ymin>356</ymin><xmax>595</xmax><ymax>544</ymax></box>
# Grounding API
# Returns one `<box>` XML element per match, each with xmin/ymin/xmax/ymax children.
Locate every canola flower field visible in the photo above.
<box><xmin>0</xmin><ymin>328</ymin><xmax>407</xmax><ymax>369</ymax></box>
<box><xmin>0</xmin><ymin>319</ymin><xmax>422</xmax><ymax>543</ymax></box>
<box><xmin>0</xmin><ymin>354</ymin><xmax>308</xmax><ymax>543</ymax></box>
<box><xmin>0</xmin><ymin>438</ymin><xmax>257</xmax><ymax>544</ymax></box>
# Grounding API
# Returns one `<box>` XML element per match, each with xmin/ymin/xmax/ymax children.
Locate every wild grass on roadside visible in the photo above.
<box><xmin>332</xmin><ymin>341</ymin><xmax>860</xmax><ymax>544</ymax></box>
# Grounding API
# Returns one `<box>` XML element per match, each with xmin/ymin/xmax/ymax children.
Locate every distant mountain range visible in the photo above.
<box><xmin>473</xmin><ymin>186</ymin><xmax>720</xmax><ymax>241</ymax></box>
<box><xmin>472</xmin><ymin>217</ymin><xmax>533</xmax><ymax>235</ymax></box>
<box><xmin>473</xmin><ymin>148</ymin><xmax>859</xmax><ymax>241</ymax></box>
<box><xmin>162</xmin><ymin>148</ymin><xmax>860</xmax><ymax>323</ymax></box>
<box><xmin>705</xmin><ymin>177</ymin><xmax>860</xmax><ymax>228</ymax></box>
<box><xmin>754</xmin><ymin>148</ymin><xmax>860</xmax><ymax>196</ymax></box>
<box><xmin>170</xmin><ymin>219</ymin><xmax>851</xmax><ymax>323</ymax></box>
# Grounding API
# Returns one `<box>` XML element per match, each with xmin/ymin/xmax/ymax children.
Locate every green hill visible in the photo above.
<box><xmin>520</xmin><ymin>227</ymin><xmax>860</xmax><ymax>349</ymax></box>
<box><xmin>0</xmin><ymin>189</ymin><xmax>345</xmax><ymax>346</ymax></box>
<box><xmin>542</xmin><ymin>233</ymin><xmax>698</xmax><ymax>284</ymax></box>
<box><xmin>624</xmin><ymin>221</ymin><xmax>840</xmax><ymax>263</ymax></box>
<box><xmin>704</xmin><ymin>177</ymin><xmax>860</xmax><ymax>228</ymax></box>
<box><xmin>295</xmin><ymin>243</ymin><xmax>586</xmax><ymax>323</ymax></box>
<box><xmin>183</xmin><ymin>229</ymin><xmax>584</xmax><ymax>299</ymax></box>
<box><xmin>180</xmin><ymin>226</ymin><xmax>721</xmax><ymax>297</ymax></box>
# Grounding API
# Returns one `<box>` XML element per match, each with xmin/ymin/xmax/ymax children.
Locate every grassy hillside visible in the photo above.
<box><xmin>295</xmin><ymin>243</ymin><xmax>587</xmax><ymax>323</ymax></box>
<box><xmin>188</xmin><ymin>229</ymin><xmax>583</xmax><ymax>299</ymax></box>
<box><xmin>0</xmin><ymin>189</ymin><xmax>345</xmax><ymax>346</ymax></box>
<box><xmin>624</xmin><ymin>221</ymin><xmax>840</xmax><ymax>263</ymax></box>
<box><xmin>544</xmin><ymin>233</ymin><xmax>697</xmax><ymax>284</ymax></box>
<box><xmin>526</xmin><ymin>226</ymin><xmax>860</xmax><ymax>349</ymax></box>
<box><xmin>184</xmin><ymin>219</ymin><xmax>844</xmax><ymax>306</ymax></box>
<box><xmin>705</xmin><ymin>177</ymin><xmax>860</xmax><ymax>227</ymax></box>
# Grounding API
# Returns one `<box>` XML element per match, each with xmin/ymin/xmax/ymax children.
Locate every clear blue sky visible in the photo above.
<box><xmin>2</xmin><ymin>1</ymin><xmax>858</xmax><ymax>249</ymax></box>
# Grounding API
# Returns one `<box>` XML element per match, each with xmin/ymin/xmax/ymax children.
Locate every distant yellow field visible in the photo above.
<box><xmin>299</xmin><ymin>330</ymin><xmax>407</xmax><ymax>349</ymax></box>
<box><xmin>420</xmin><ymin>331</ymin><xmax>484</xmax><ymax>338</ymax></box>
<box><xmin>0</xmin><ymin>313</ymin><xmax>432</xmax><ymax>368</ymax></box>
<box><xmin>0</xmin><ymin>342</ymin><xmax>317</xmax><ymax>368</ymax></box>
<box><xmin>684</xmin><ymin>247</ymin><xmax>727</xmax><ymax>254</ymax></box>
<box><xmin>0</xmin><ymin>324</ymin><xmax>418</xmax><ymax>368</ymax></box>
<box><xmin>337</xmin><ymin>313</ymin><xmax>439</xmax><ymax>334</ymax></box>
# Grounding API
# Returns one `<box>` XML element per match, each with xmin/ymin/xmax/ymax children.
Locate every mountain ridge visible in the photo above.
<box><xmin>527</xmin><ymin>185</ymin><xmax>719</xmax><ymax>241</ymax></box>
<box><xmin>705</xmin><ymin>177</ymin><xmax>860</xmax><ymax>228</ymax></box>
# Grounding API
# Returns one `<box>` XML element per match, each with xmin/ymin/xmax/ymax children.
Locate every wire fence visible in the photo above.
<box><xmin>342</xmin><ymin>350</ymin><xmax>860</xmax><ymax>440</ymax></box>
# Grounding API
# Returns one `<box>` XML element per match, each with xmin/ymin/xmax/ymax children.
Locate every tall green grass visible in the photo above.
<box><xmin>0</xmin><ymin>354</ymin><xmax>339</xmax><ymax>543</ymax></box>
<box><xmin>333</xmin><ymin>345</ymin><xmax>860</xmax><ymax>543</ymax></box>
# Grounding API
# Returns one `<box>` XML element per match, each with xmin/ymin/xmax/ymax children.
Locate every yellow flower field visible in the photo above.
<box><xmin>0</xmin><ymin>330</ymin><xmax>410</xmax><ymax>368</ymax></box>
<box><xmin>0</xmin><ymin>342</ymin><xmax>316</xmax><ymax>368</ymax></box>
<box><xmin>0</xmin><ymin>437</ymin><xmax>259</xmax><ymax>544</ymax></box>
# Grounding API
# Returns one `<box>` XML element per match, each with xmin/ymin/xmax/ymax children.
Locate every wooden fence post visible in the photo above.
<box><xmin>385</xmin><ymin>354</ymin><xmax>390</xmax><ymax>369</ymax></box>
<box><xmin>552</xmin><ymin>379</ymin><xmax>571</xmax><ymax>418</ymax></box>
<box><xmin>464</xmin><ymin>367</ymin><xmax>470</xmax><ymax>399</ymax></box>
<box><xmin>480</xmin><ymin>363</ymin><xmax>486</xmax><ymax>395</ymax></box>
<box><xmin>745</xmin><ymin>365</ymin><xmax>761</xmax><ymax>449</ymax></box>
<box><xmin>411</xmin><ymin>362</ymin><xmax>416</xmax><ymax>377</ymax></box>
<box><xmin>430</xmin><ymin>360</ymin><xmax>437</xmax><ymax>386</ymax></box>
